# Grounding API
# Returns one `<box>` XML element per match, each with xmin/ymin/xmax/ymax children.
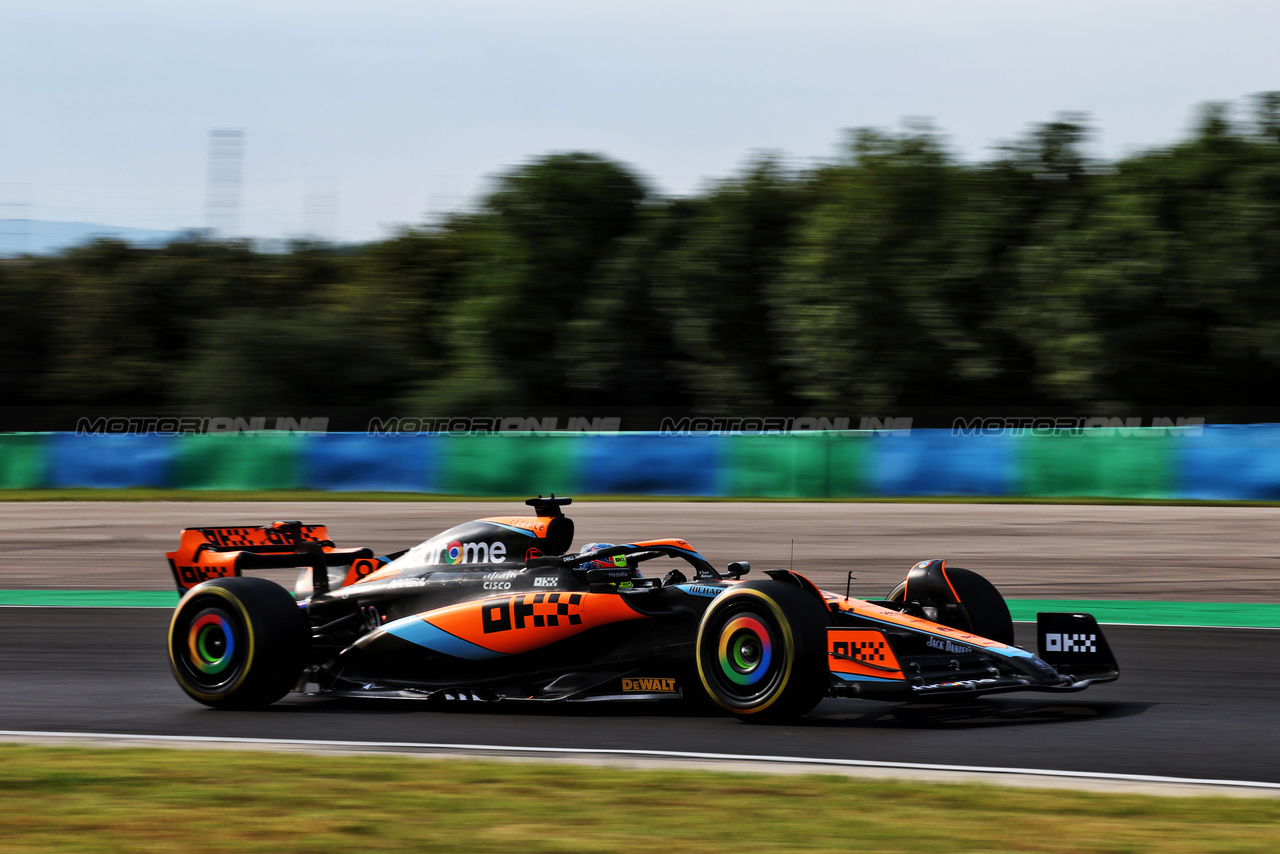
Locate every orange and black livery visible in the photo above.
<box><xmin>165</xmin><ymin>497</ymin><xmax>1118</xmax><ymax>719</ymax></box>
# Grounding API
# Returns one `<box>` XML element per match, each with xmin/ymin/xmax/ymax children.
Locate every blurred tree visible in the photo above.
<box><xmin>178</xmin><ymin>238</ymin><xmax>438</xmax><ymax>409</ymax></box>
<box><xmin>42</xmin><ymin>239</ymin><xmax>177</xmax><ymax>405</ymax></box>
<box><xmin>1256</xmin><ymin>92</ymin><xmax>1280</xmax><ymax>143</ymax></box>
<box><xmin>558</xmin><ymin>199</ymin><xmax>696</xmax><ymax>408</ymax></box>
<box><xmin>773</xmin><ymin>124</ymin><xmax>971</xmax><ymax>410</ymax></box>
<box><xmin>406</xmin><ymin>152</ymin><xmax>647</xmax><ymax>410</ymax></box>
<box><xmin>0</xmin><ymin>258</ymin><xmax>60</xmax><ymax>402</ymax></box>
<box><xmin>567</xmin><ymin>154</ymin><xmax>815</xmax><ymax>410</ymax></box>
<box><xmin>1003</xmin><ymin>104</ymin><xmax>1280</xmax><ymax>406</ymax></box>
<box><xmin>3</xmin><ymin>94</ymin><xmax>1280</xmax><ymax>418</ymax></box>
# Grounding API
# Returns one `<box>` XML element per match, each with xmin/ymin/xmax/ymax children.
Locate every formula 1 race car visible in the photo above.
<box><xmin>165</xmin><ymin>497</ymin><xmax>1119</xmax><ymax>721</ymax></box>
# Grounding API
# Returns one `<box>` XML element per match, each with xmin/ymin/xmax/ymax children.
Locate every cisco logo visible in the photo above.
<box><xmin>1045</xmin><ymin>632</ymin><xmax>1097</xmax><ymax>653</ymax></box>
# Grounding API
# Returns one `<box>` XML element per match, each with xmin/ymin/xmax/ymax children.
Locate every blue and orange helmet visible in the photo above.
<box><xmin>577</xmin><ymin>543</ymin><xmax>626</xmax><ymax>570</ymax></box>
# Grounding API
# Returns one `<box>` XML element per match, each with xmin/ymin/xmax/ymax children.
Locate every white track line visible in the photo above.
<box><xmin>1</xmin><ymin>729</ymin><xmax>1277</xmax><ymax>795</ymax></box>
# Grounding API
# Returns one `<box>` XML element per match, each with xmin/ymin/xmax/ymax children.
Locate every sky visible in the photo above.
<box><xmin>1</xmin><ymin>0</ymin><xmax>1278</xmax><ymax>242</ymax></box>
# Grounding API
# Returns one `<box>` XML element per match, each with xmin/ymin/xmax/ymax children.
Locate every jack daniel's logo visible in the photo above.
<box><xmin>926</xmin><ymin>637</ymin><xmax>971</xmax><ymax>654</ymax></box>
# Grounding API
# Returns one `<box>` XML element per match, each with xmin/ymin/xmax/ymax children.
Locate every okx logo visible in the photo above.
<box><xmin>833</xmin><ymin>639</ymin><xmax>889</xmax><ymax>662</ymax></box>
<box><xmin>1044</xmin><ymin>632</ymin><xmax>1097</xmax><ymax>653</ymax></box>
<box><xmin>482</xmin><ymin>592</ymin><xmax>584</xmax><ymax>634</ymax></box>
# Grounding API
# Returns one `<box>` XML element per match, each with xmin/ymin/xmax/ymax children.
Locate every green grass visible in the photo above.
<box><xmin>0</xmin><ymin>745</ymin><xmax>1277</xmax><ymax>853</ymax></box>
<box><xmin>2</xmin><ymin>487</ymin><xmax>1280</xmax><ymax>505</ymax></box>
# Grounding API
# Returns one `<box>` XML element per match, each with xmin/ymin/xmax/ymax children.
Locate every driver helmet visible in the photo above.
<box><xmin>576</xmin><ymin>543</ymin><xmax>626</xmax><ymax>570</ymax></box>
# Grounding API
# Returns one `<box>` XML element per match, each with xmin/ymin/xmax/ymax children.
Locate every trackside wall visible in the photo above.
<box><xmin>2</xmin><ymin>426</ymin><xmax>1279</xmax><ymax>499</ymax></box>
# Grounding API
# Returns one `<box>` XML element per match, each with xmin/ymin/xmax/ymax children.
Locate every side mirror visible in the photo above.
<box><xmin>725</xmin><ymin>561</ymin><xmax>750</xmax><ymax>579</ymax></box>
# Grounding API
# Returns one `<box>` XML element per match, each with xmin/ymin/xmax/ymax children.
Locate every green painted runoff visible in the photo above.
<box><xmin>3</xmin><ymin>590</ymin><xmax>1280</xmax><ymax>628</ymax></box>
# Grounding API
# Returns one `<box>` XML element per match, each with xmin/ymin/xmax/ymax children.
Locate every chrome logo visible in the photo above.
<box><xmin>717</xmin><ymin>615</ymin><xmax>773</xmax><ymax>686</ymax></box>
<box><xmin>187</xmin><ymin>612</ymin><xmax>235</xmax><ymax>675</ymax></box>
<box><xmin>444</xmin><ymin>541</ymin><xmax>463</xmax><ymax>565</ymax></box>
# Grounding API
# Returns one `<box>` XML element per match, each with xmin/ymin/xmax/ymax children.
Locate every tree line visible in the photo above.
<box><xmin>4</xmin><ymin>94</ymin><xmax>1280</xmax><ymax>422</ymax></box>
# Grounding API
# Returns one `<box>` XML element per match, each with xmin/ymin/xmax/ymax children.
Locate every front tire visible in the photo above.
<box><xmin>168</xmin><ymin>577</ymin><xmax>310</xmax><ymax>709</ymax></box>
<box><xmin>888</xmin><ymin>566</ymin><xmax>1014</xmax><ymax>646</ymax></box>
<box><xmin>944</xmin><ymin>567</ymin><xmax>1014</xmax><ymax>646</ymax></box>
<box><xmin>695</xmin><ymin>582</ymin><xmax>829</xmax><ymax>722</ymax></box>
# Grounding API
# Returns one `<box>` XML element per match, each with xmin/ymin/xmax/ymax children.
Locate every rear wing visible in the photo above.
<box><xmin>165</xmin><ymin>521</ymin><xmax>376</xmax><ymax>594</ymax></box>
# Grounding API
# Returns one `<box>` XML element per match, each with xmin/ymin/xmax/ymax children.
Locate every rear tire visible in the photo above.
<box><xmin>695</xmin><ymin>581</ymin><xmax>829</xmax><ymax>722</ymax></box>
<box><xmin>168</xmin><ymin>577</ymin><xmax>310</xmax><ymax>709</ymax></box>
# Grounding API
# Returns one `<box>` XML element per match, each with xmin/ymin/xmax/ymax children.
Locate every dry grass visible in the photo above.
<box><xmin>1</xmin><ymin>745</ymin><xmax>1278</xmax><ymax>853</ymax></box>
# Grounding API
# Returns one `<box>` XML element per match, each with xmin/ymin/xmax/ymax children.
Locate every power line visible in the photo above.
<box><xmin>0</xmin><ymin>183</ymin><xmax>32</xmax><ymax>256</ymax></box>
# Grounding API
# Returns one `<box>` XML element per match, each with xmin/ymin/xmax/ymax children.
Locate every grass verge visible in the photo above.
<box><xmin>2</xmin><ymin>488</ymin><xmax>1280</xmax><ymax>505</ymax></box>
<box><xmin>1</xmin><ymin>744</ymin><xmax>1278</xmax><ymax>853</ymax></box>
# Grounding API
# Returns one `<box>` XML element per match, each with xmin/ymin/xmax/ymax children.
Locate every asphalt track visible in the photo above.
<box><xmin>2</xmin><ymin>501</ymin><xmax>1279</xmax><ymax>788</ymax></box>
<box><xmin>2</xmin><ymin>608</ymin><xmax>1277</xmax><ymax>786</ymax></box>
<box><xmin>6</xmin><ymin>500</ymin><xmax>1280</xmax><ymax>600</ymax></box>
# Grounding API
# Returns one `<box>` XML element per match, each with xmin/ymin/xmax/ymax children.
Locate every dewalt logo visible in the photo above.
<box><xmin>621</xmin><ymin>677</ymin><xmax>677</xmax><ymax>693</ymax></box>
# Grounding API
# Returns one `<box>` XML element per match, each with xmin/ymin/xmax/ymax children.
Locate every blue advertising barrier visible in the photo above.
<box><xmin>581</xmin><ymin>434</ymin><xmax>724</xmax><ymax>496</ymax></box>
<box><xmin>869</xmin><ymin>429</ymin><xmax>1015</xmax><ymax>496</ymax></box>
<box><xmin>49</xmin><ymin>433</ymin><xmax>175</xmax><ymax>488</ymax></box>
<box><xmin>1177</xmin><ymin>424</ymin><xmax>1280</xmax><ymax>500</ymax></box>
<box><xmin>305</xmin><ymin>433</ymin><xmax>437</xmax><ymax>492</ymax></box>
<box><xmin>14</xmin><ymin>425</ymin><xmax>1280</xmax><ymax>500</ymax></box>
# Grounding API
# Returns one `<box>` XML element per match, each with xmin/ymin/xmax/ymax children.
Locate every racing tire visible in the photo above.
<box><xmin>888</xmin><ymin>567</ymin><xmax>1015</xmax><ymax>646</ymax></box>
<box><xmin>944</xmin><ymin>567</ymin><xmax>1015</xmax><ymax>646</ymax></box>
<box><xmin>695</xmin><ymin>581</ymin><xmax>829</xmax><ymax>722</ymax></box>
<box><xmin>168</xmin><ymin>577</ymin><xmax>310</xmax><ymax>710</ymax></box>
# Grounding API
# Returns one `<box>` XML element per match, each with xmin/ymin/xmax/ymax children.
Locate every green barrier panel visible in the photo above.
<box><xmin>0</xmin><ymin>433</ymin><xmax>50</xmax><ymax>488</ymax></box>
<box><xmin>827</xmin><ymin>432</ymin><xmax>872</xmax><ymax>497</ymax></box>
<box><xmin>1017</xmin><ymin>430</ymin><xmax>1176</xmax><ymax>498</ymax></box>
<box><xmin>726</xmin><ymin>434</ymin><xmax>832</xmax><ymax>498</ymax></box>
<box><xmin>1008</xmin><ymin>599</ymin><xmax>1280</xmax><ymax>628</ymax></box>
<box><xmin>438</xmin><ymin>433</ymin><xmax>584</xmax><ymax>496</ymax></box>
<box><xmin>174</xmin><ymin>433</ymin><xmax>306</xmax><ymax>490</ymax></box>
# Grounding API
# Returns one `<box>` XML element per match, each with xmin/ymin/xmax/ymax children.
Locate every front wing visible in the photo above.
<box><xmin>825</xmin><ymin>603</ymin><xmax>1118</xmax><ymax>700</ymax></box>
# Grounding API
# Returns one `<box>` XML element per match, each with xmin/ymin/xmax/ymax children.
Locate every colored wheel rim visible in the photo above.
<box><xmin>188</xmin><ymin>610</ymin><xmax>236</xmax><ymax>675</ymax></box>
<box><xmin>170</xmin><ymin>597</ymin><xmax>249</xmax><ymax>696</ymax></box>
<box><xmin>698</xmin><ymin>593</ymin><xmax>792</xmax><ymax>712</ymax></box>
<box><xmin>717</xmin><ymin>616</ymin><xmax>774</xmax><ymax>686</ymax></box>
